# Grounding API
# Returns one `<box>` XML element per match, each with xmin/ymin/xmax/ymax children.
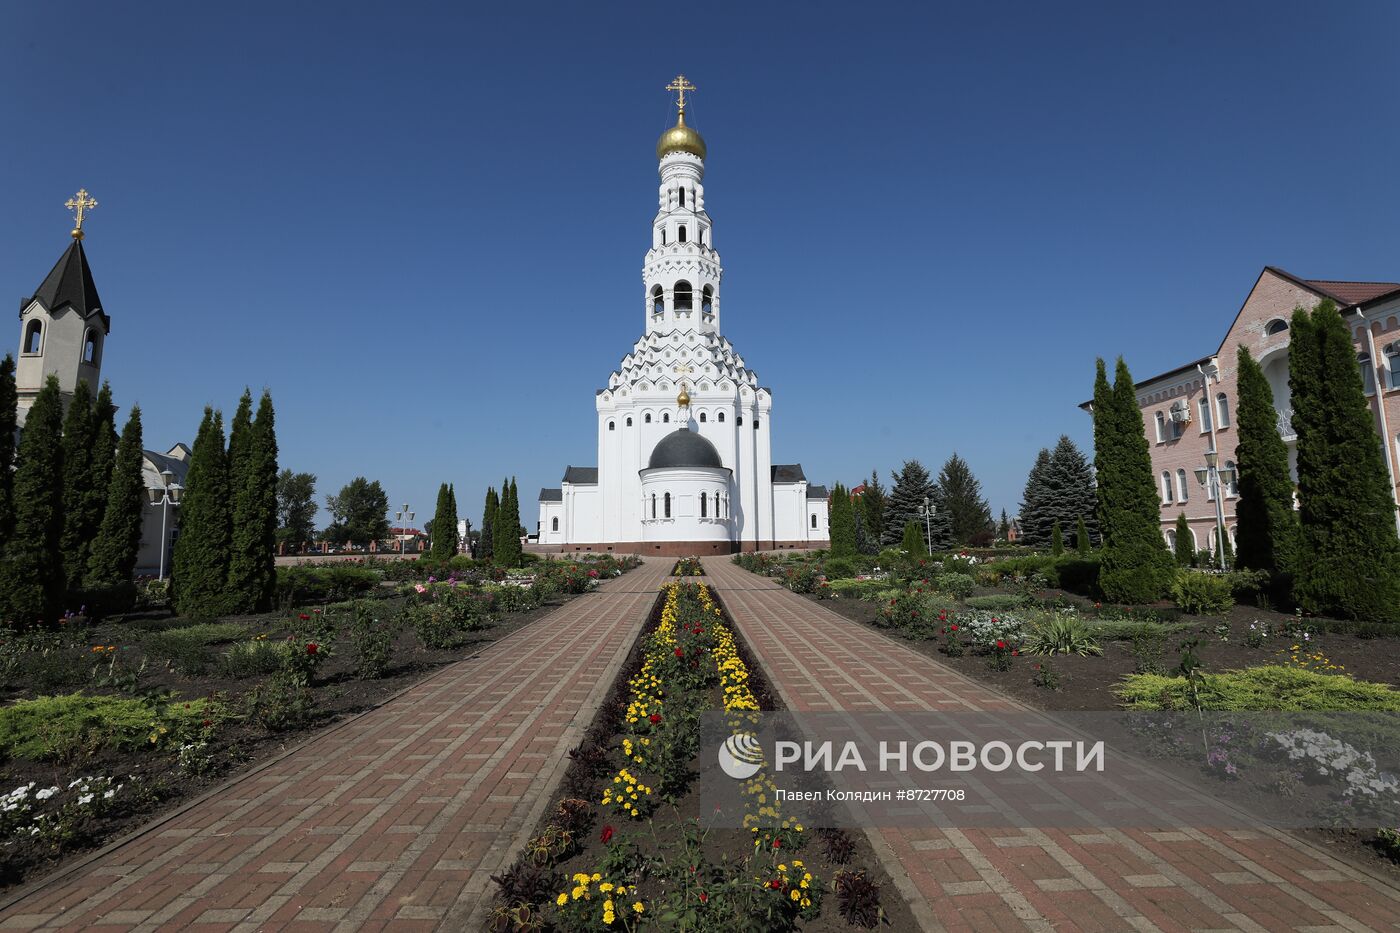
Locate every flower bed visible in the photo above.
<box><xmin>491</xmin><ymin>581</ymin><xmax>914</xmax><ymax>931</ymax></box>
<box><xmin>672</xmin><ymin>557</ymin><xmax>705</xmax><ymax>577</ymax></box>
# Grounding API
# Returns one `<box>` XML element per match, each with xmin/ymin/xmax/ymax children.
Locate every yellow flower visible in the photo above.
<box><xmin>790</xmin><ymin>889</ymin><xmax>801</xmax><ymax>901</ymax></box>
<box><xmin>557</xmin><ymin>893</ymin><xmax>568</xmax><ymax>906</ymax></box>
<box><xmin>633</xmin><ymin>901</ymin><xmax>644</xmax><ymax>914</ymax></box>
<box><xmin>600</xmin><ymin>882</ymin><xmax>614</xmax><ymax>892</ymax></box>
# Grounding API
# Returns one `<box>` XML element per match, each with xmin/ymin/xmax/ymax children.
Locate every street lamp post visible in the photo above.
<box><xmin>146</xmin><ymin>468</ymin><xmax>183</xmax><ymax>581</ymax></box>
<box><xmin>916</xmin><ymin>495</ymin><xmax>935</xmax><ymax>556</ymax></box>
<box><xmin>394</xmin><ymin>503</ymin><xmax>415</xmax><ymax>557</ymax></box>
<box><xmin>1193</xmin><ymin>451</ymin><xmax>1236</xmax><ymax>570</ymax></box>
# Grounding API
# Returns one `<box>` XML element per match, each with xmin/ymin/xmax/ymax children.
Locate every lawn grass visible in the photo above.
<box><xmin>1115</xmin><ymin>665</ymin><xmax>1400</xmax><ymax>711</ymax></box>
<box><xmin>0</xmin><ymin>693</ymin><xmax>211</xmax><ymax>761</ymax></box>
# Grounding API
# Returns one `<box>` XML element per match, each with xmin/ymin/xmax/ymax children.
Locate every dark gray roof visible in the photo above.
<box><xmin>25</xmin><ymin>241</ymin><xmax>109</xmax><ymax>332</ymax></box>
<box><xmin>771</xmin><ymin>464</ymin><xmax>806</xmax><ymax>483</ymax></box>
<box><xmin>143</xmin><ymin>449</ymin><xmax>191</xmax><ymax>485</ymax></box>
<box><xmin>807</xmin><ymin>485</ymin><xmax>829</xmax><ymax>500</ymax></box>
<box><xmin>563</xmin><ymin>466</ymin><xmax>598</xmax><ymax>484</ymax></box>
<box><xmin>539</xmin><ymin>487</ymin><xmax>562</xmax><ymax>502</ymax></box>
<box><xmin>648</xmin><ymin>428</ymin><xmax>724</xmax><ymax>470</ymax></box>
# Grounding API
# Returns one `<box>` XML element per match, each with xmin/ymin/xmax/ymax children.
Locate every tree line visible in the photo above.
<box><xmin>826</xmin><ymin>453</ymin><xmax>995</xmax><ymax>557</ymax></box>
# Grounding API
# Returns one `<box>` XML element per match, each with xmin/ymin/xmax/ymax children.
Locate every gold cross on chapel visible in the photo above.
<box><xmin>665</xmin><ymin>74</ymin><xmax>696</xmax><ymax>113</ymax></box>
<box><xmin>65</xmin><ymin>189</ymin><xmax>98</xmax><ymax>240</ymax></box>
<box><xmin>672</xmin><ymin>361</ymin><xmax>695</xmax><ymax>375</ymax></box>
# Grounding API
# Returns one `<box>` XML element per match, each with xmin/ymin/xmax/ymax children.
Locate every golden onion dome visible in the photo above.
<box><xmin>657</xmin><ymin>110</ymin><xmax>707</xmax><ymax>161</ymax></box>
<box><xmin>677</xmin><ymin>384</ymin><xmax>691</xmax><ymax>407</ymax></box>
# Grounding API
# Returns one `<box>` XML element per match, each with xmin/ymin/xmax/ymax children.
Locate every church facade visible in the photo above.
<box><xmin>537</xmin><ymin>79</ymin><xmax>829</xmax><ymax>556</ymax></box>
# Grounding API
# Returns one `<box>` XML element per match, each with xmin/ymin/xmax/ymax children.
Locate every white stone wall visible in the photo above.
<box><xmin>16</xmin><ymin>299</ymin><xmax>102</xmax><ymax>424</ymax></box>
<box><xmin>639</xmin><ymin>466</ymin><xmax>733</xmax><ymax>543</ymax></box>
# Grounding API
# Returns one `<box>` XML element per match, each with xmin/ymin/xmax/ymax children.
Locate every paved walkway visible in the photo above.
<box><xmin>0</xmin><ymin>558</ymin><xmax>671</xmax><ymax>933</ymax></box>
<box><xmin>703</xmin><ymin>558</ymin><xmax>1400</xmax><ymax>933</ymax></box>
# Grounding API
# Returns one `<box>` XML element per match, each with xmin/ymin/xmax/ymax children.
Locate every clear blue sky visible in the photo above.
<box><xmin>4</xmin><ymin>1</ymin><xmax>1398</xmax><ymax>531</ymax></box>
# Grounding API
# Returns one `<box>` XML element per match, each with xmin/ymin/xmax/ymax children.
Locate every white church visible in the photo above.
<box><xmin>537</xmin><ymin>77</ymin><xmax>830</xmax><ymax>556</ymax></box>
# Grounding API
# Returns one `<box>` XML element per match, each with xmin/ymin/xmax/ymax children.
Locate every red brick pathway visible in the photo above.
<box><xmin>703</xmin><ymin>558</ymin><xmax>1400</xmax><ymax>933</ymax></box>
<box><xmin>0</xmin><ymin>559</ymin><xmax>671</xmax><ymax>933</ymax></box>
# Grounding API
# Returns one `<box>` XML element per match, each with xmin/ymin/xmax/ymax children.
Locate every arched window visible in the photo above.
<box><xmin>678</xmin><ymin>226</ymin><xmax>687</xmax><ymax>243</ymax></box>
<box><xmin>659</xmin><ymin>227</ymin><xmax>666</xmax><ymax>245</ymax></box>
<box><xmin>1165</xmin><ymin>529</ymin><xmax>1177</xmax><ymax>550</ymax></box>
<box><xmin>1197</xmin><ymin>396</ymin><xmax>1213</xmax><ymax>433</ymax></box>
<box><xmin>678</xmin><ymin>187</ymin><xmax>686</xmax><ymax>208</ymax></box>
<box><xmin>737</xmin><ymin>415</ymin><xmax>743</xmax><ymax>426</ymax></box>
<box><xmin>1388</xmin><ymin>344</ymin><xmax>1400</xmax><ymax>390</ymax></box>
<box><xmin>626</xmin><ymin>417</ymin><xmax>633</xmax><ymax>427</ymax></box>
<box><xmin>23</xmin><ymin>320</ymin><xmax>42</xmax><ymax>355</ymax></box>
<box><xmin>754</xmin><ymin>418</ymin><xmax>760</xmax><ymax>429</ymax></box>
<box><xmin>702</xmin><ymin>285</ymin><xmax>713</xmax><ymax>314</ymax></box>
<box><xmin>1216</xmin><ymin>393</ymin><xmax>1229</xmax><ymax>428</ymax></box>
<box><xmin>1154</xmin><ymin>412</ymin><xmax>1165</xmax><ymax>443</ymax></box>
<box><xmin>1359</xmin><ymin>352</ymin><xmax>1376</xmax><ymax>395</ymax></box>
<box><xmin>1161</xmin><ymin>471</ymin><xmax>1173</xmax><ymax>505</ymax></box>
<box><xmin>651</xmin><ymin>494</ymin><xmax>657</xmax><ymax>519</ymax></box>
<box><xmin>700</xmin><ymin>492</ymin><xmax>707</xmax><ymax>517</ymax></box>
<box><xmin>662</xmin><ymin>412</ymin><xmax>670</xmax><ymax>423</ymax></box>
<box><xmin>811</xmin><ymin>513</ymin><xmax>818</xmax><ymax>529</ymax></box>
<box><xmin>674</xmin><ymin>280</ymin><xmax>693</xmax><ymax>311</ymax></box>
<box><xmin>716</xmin><ymin>490</ymin><xmax>723</xmax><ymax>518</ymax></box>
<box><xmin>1225</xmin><ymin>460</ymin><xmax>1239</xmax><ymax>497</ymax></box>
<box><xmin>651</xmin><ymin>285</ymin><xmax>664</xmax><ymax>314</ymax></box>
<box><xmin>1176</xmin><ymin>469</ymin><xmax>1189</xmax><ymax>503</ymax></box>
<box><xmin>1266</xmin><ymin>318</ymin><xmax>1289</xmax><ymax>335</ymax></box>
<box><xmin>699</xmin><ymin>412</ymin><xmax>707</xmax><ymax>422</ymax></box>
<box><xmin>644</xmin><ymin>413</ymin><xmax>652</xmax><ymax>424</ymax></box>
<box><xmin>608</xmin><ymin>421</ymin><xmax>615</xmax><ymax>431</ymax></box>
<box><xmin>82</xmin><ymin>329</ymin><xmax>99</xmax><ymax>365</ymax></box>
<box><xmin>551</xmin><ymin>517</ymin><xmax>559</xmax><ymax>532</ymax></box>
<box><xmin>664</xmin><ymin>492</ymin><xmax>671</xmax><ymax>518</ymax></box>
<box><xmin>718</xmin><ymin>412</ymin><xmax>725</xmax><ymax>423</ymax></box>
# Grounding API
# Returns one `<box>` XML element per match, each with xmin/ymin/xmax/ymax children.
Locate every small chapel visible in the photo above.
<box><xmin>536</xmin><ymin>77</ymin><xmax>830</xmax><ymax>556</ymax></box>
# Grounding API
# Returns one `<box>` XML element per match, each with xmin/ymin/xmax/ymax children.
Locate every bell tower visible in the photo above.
<box><xmin>16</xmin><ymin>189</ymin><xmax>110</xmax><ymax>425</ymax></box>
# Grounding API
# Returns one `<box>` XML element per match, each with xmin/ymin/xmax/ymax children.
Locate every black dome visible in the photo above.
<box><xmin>648</xmin><ymin>429</ymin><xmax>724</xmax><ymax>470</ymax></box>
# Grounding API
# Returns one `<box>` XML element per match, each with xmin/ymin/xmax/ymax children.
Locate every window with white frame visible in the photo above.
<box><xmin>1224</xmin><ymin>460</ymin><xmax>1238</xmax><ymax>497</ymax></box>
<box><xmin>1197</xmin><ymin>396</ymin><xmax>1213</xmax><ymax>433</ymax></box>
<box><xmin>1155</xmin><ymin>412</ymin><xmax>1165</xmax><ymax>442</ymax></box>
<box><xmin>1359</xmin><ymin>352</ymin><xmax>1376</xmax><ymax>395</ymax></box>
<box><xmin>1216</xmin><ymin>393</ymin><xmax>1229</xmax><ymax>428</ymax></box>
<box><xmin>1176</xmin><ymin>469</ymin><xmax>1189</xmax><ymax>503</ymax></box>
<box><xmin>1161</xmin><ymin>471</ymin><xmax>1173</xmax><ymax>505</ymax></box>
<box><xmin>1388</xmin><ymin>346</ymin><xmax>1400</xmax><ymax>390</ymax></box>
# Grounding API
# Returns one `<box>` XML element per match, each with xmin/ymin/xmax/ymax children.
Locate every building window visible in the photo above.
<box><xmin>664</xmin><ymin>492</ymin><xmax>671</xmax><ymax>518</ymax></box>
<box><xmin>1225</xmin><ymin>459</ymin><xmax>1239</xmax><ymax>497</ymax></box>
<box><xmin>737</xmin><ymin>416</ymin><xmax>743</xmax><ymax>426</ymax></box>
<box><xmin>651</xmin><ymin>494</ymin><xmax>656</xmax><ymax>519</ymax></box>
<box><xmin>718</xmin><ymin>412</ymin><xmax>725</xmax><ymax>423</ymax></box>
<box><xmin>1360</xmin><ymin>352</ymin><xmax>1376</xmax><ymax>395</ymax></box>
<box><xmin>659</xmin><ymin>227</ymin><xmax>666</xmax><ymax>246</ymax></box>
<box><xmin>811</xmin><ymin>513</ymin><xmax>818</xmax><ymax>529</ymax></box>
<box><xmin>1161</xmin><ymin>471</ymin><xmax>1172</xmax><ymax>505</ymax></box>
<box><xmin>1198</xmin><ymin>397</ymin><xmax>1213</xmax><ymax>433</ymax></box>
<box><xmin>678</xmin><ymin>187</ymin><xmax>686</xmax><ymax>208</ymax></box>
<box><xmin>1170</xmin><ymin>417</ymin><xmax>1183</xmax><ymax>440</ymax></box>
<box><xmin>651</xmin><ymin>285</ymin><xmax>664</xmax><ymax>314</ymax></box>
<box><xmin>1165</xmin><ymin>529</ymin><xmax>1176</xmax><ymax>550</ymax></box>
<box><xmin>1176</xmin><ymin>469</ymin><xmax>1189</xmax><ymax>503</ymax></box>
<box><xmin>1154</xmin><ymin>412</ymin><xmax>1165</xmax><ymax>443</ymax></box>
<box><xmin>662</xmin><ymin>412</ymin><xmax>670</xmax><ymax>423</ymax></box>
<box><xmin>608</xmin><ymin>421</ymin><xmax>615</xmax><ymax>431</ymax></box>
<box><xmin>83</xmin><ymin>329</ymin><xmax>99</xmax><ymax>365</ymax></box>
<box><xmin>645</xmin><ymin>413</ymin><xmax>652</xmax><ymax>423</ymax></box>
<box><xmin>1266</xmin><ymin>318</ymin><xmax>1289</xmax><ymax>335</ymax></box>
<box><xmin>699</xmin><ymin>412</ymin><xmax>707</xmax><ymax>422</ymax></box>
<box><xmin>700</xmin><ymin>492</ymin><xmax>707</xmax><ymax>517</ymax></box>
<box><xmin>1216</xmin><ymin>393</ymin><xmax>1229</xmax><ymax>428</ymax></box>
<box><xmin>674</xmin><ymin>280</ymin><xmax>693</xmax><ymax>310</ymax></box>
<box><xmin>717</xmin><ymin>490</ymin><xmax>724</xmax><ymax>518</ymax></box>
<box><xmin>626</xmin><ymin>417</ymin><xmax>633</xmax><ymax>427</ymax></box>
<box><xmin>551</xmin><ymin>517</ymin><xmax>559</xmax><ymax>532</ymax></box>
<box><xmin>702</xmin><ymin>285</ymin><xmax>713</xmax><ymax>314</ymax></box>
<box><xmin>678</xmin><ymin>226</ymin><xmax>687</xmax><ymax>243</ymax></box>
<box><xmin>23</xmin><ymin>320</ymin><xmax>42</xmax><ymax>355</ymax></box>
<box><xmin>1388</xmin><ymin>346</ymin><xmax>1400</xmax><ymax>390</ymax></box>
<box><xmin>754</xmin><ymin>418</ymin><xmax>760</xmax><ymax>429</ymax></box>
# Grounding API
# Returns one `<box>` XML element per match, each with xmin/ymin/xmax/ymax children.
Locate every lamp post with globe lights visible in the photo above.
<box><xmin>395</xmin><ymin>503</ymin><xmax>415</xmax><ymax>557</ymax></box>
<box><xmin>147</xmin><ymin>468</ymin><xmax>183</xmax><ymax>581</ymax></box>
<box><xmin>1193</xmin><ymin>451</ymin><xmax>1236</xmax><ymax>570</ymax></box>
<box><xmin>916</xmin><ymin>495</ymin><xmax>936</xmax><ymax>556</ymax></box>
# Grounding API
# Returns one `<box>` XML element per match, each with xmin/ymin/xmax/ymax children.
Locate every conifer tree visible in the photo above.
<box><xmin>86</xmin><ymin>382</ymin><xmax>118</xmax><ymax>556</ymax></box>
<box><xmin>446</xmin><ymin>483</ymin><xmax>459</xmax><ymax>555</ymax></box>
<box><xmin>882</xmin><ymin>460</ymin><xmax>939</xmax><ymax>546</ymax></box>
<box><xmin>853</xmin><ymin>501</ymin><xmax>872</xmax><ymax>555</ymax></box>
<box><xmin>937</xmin><ymin>453</ymin><xmax>992</xmax><ymax>545</ymax></box>
<box><xmin>1018</xmin><ymin>448</ymin><xmax>1053</xmax><ymax>547</ymax></box>
<box><xmin>59</xmin><ymin>380</ymin><xmax>97</xmax><ymax>590</ymax></box>
<box><xmin>1094</xmin><ymin>358</ymin><xmax>1175</xmax><ymax>603</ymax></box>
<box><xmin>173</xmin><ymin>408</ymin><xmax>232</xmax><ymax>619</ymax></box>
<box><xmin>253</xmin><ymin>391</ymin><xmax>279</xmax><ymax>610</ymax></box>
<box><xmin>1051</xmin><ymin>521</ymin><xmax>1064</xmax><ymax>556</ymax></box>
<box><xmin>1046</xmin><ymin>435</ymin><xmax>1099</xmax><ymax>546</ymax></box>
<box><xmin>1076</xmin><ymin>515</ymin><xmax>1091</xmax><ymax>556</ymax></box>
<box><xmin>225</xmin><ymin>390</ymin><xmax>260</xmax><ymax>612</ymax></box>
<box><xmin>860</xmin><ymin>470</ymin><xmax>886</xmax><ymax>545</ymax></box>
<box><xmin>87</xmin><ymin>406</ymin><xmax>145</xmax><ymax>585</ymax></box>
<box><xmin>0</xmin><ymin>376</ymin><xmax>66</xmax><ymax>625</ymax></box>
<box><xmin>900</xmin><ymin>519</ymin><xmax>926</xmax><ymax>556</ymax></box>
<box><xmin>480</xmin><ymin>487</ymin><xmax>497</xmax><ymax>561</ymax></box>
<box><xmin>1234</xmin><ymin>345</ymin><xmax>1299</xmax><ymax>584</ymax></box>
<box><xmin>1290</xmin><ymin>301</ymin><xmax>1400</xmax><ymax>621</ymax></box>
<box><xmin>0</xmin><ymin>356</ymin><xmax>15</xmax><ymax>548</ymax></box>
<box><xmin>827</xmin><ymin>483</ymin><xmax>857</xmax><ymax>557</ymax></box>
<box><xmin>495</xmin><ymin>478</ymin><xmax>522</xmax><ymax>566</ymax></box>
<box><xmin>1173</xmin><ymin>513</ymin><xmax>1193</xmax><ymax>567</ymax></box>
<box><xmin>998</xmin><ymin>509</ymin><xmax>1011</xmax><ymax>542</ymax></box>
<box><xmin>430</xmin><ymin>482</ymin><xmax>458</xmax><ymax>559</ymax></box>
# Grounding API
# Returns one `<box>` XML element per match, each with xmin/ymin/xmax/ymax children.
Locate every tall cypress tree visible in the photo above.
<box><xmin>998</xmin><ymin>509</ymin><xmax>1010</xmax><ymax>541</ymax></box>
<box><xmin>430</xmin><ymin>482</ymin><xmax>457</xmax><ymax>559</ymax></box>
<box><xmin>936</xmin><ymin>453</ymin><xmax>992</xmax><ymax>545</ymax></box>
<box><xmin>1075</xmin><ymin>515</ymin><xmax>1091</xmax><ymax>556</ymax></box>
<box><xmin>87</xmin><ymin>382</ymin><xmax>118</xmax><ymax>555</ymax></box>
<box><xmin>499</xmin><ymin>478</ymin><xmax>522</xmax><ymax>566</ymax></box>
<box><xmin>253</xmin><ymin>390</ymin><xmax>279</xmax><ymax>610</ymax></box>
<box><xmin>1173</xmin><ymin>513</ymin><xmax>1194</xmax><ymax>566</ymax></box>
<box><xmin>1095</xmin><ymin>358</ymin><xmax>1175</xmax><ymax>603</ymax></box>
<box><xmin>900</xmin><ymin>519</ymin><xmax>926</xmax><ymax>556</ymax></box>
<box><xmin>59</xmin><ymin>380</ymin><xmax>97</xmax><ymax>589</ymax></box>
<box><xmin>1291</xmin><ymin>301</ymin><xmax>1400</xmax><ymax>621</ymax></box>
<box><xmin>0</xmin><ymin>376</ymin><xmax>66</xmax><ymax>625</ymax></box>
<box><xmin>0</xmin><ymin>356</ymin><xmax>15</xmax><ymax>548</ymax></box>
<box><xmin>1051</xmin><ymin>521</ymin><xmax>1064</xmax><ymax>556</ymax></box>
<box><xmin>827</xmin><ymin>483</ymin><xmax>857</xmax><ymax>557</ymax></box>
<box><xmin>860</xmin><ymin>470</ymin><xmax>886</xmax><ymax>545</ymax></box>
<box><xmin>87</xmin><ymin>406</ymin><xmax>145</xmax><ymax>585</ymax></box>
<box><xmin>172</xmin><ymin>408</ymin><xmax>232</xmax><ymax>619</ymax></box>
<box><xmin>493</xmin><ymin>476</ymin><xmax>510</xmax><ymax>561</ymax></box>
<box><xmin>225</xmin><ymin>390</ymin><xmax>261</xmax><ymax>612</ymax></box>
<box><xmin>1018</xmin><ymin>448</ymin><xmax>1053</xmax><ymax>547</ymax></box>
<box><xmin>480</xmin><ymin>486</ymin><xmax>497</xmax><ymax>561</ymax></box>
<box><xmin>1234</xmin><ymin>346</ymin><xmax>1299</xmax><ymax>585</ymax></box>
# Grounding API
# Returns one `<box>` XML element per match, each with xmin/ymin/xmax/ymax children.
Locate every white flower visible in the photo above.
<box><xmin>102</xmin><ymin>789</ymin><xmax>116</xmax><ymax>799</ymax></box>
<box><xmin>34</xmin><ymin>787</ymin><xmax>58</xmax><ymax>801</ymax></box>
<box><xmin>77</xmin><ymin>794</ymin><xmax>94</xmax><ymax>806</ymax></box>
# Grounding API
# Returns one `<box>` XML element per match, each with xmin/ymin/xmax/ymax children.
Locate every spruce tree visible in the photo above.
<box><xmin>253</xmin><ymin>391</ymin><xmax>279</xmax><ymax>610</ymax></box>
<box><xmin>1291</xmin><ymin>301</ymin><xmax>1400</xmax><ymax>621</ymax></box>
<box><xmin>882</xmin><ymin>460</ymin><xmax>937</xmax><ymax>546</ymax></box>
<box><xmin>900</xmin><ymin>519</ymin><xmax>926</xmax><ymax>556</ymax></box>
<box><xmin>1018</xmin><ymin>448</ymin><xmax>1053</xmax><ymax>547</ymax></box>
<box><xmin>1046</xmin><ymin>436</ymin><xmax>1099</xmax><ymax>546</ymax></box>
<box><xmin>1234</xmin><ymin>345</ymin><xmax>1299</xmax><ymax>584</ymax></box>
<box><xmin>0</xmin><ymin>376</ymin><xmax>66</xmax><ymax>625</ymax></box>
<box><xmin>172</xmin><ymin>408</ymin><xmax>232</xmax><ymax>619</ymax></box>
<box><xmin>1051</xmin><ymin>521</ymin><xmax>1064</xmax><ymax>556</ymax></box>
<box><xmin>1173</xmin><ymin>513</ymin><xmax>1194</xmax><ymax>566</ymax></box>
<box><xmin>860</xmin><ymin>470</ymin><xmax>886</xmax><ymax>545</ymax></box>
<box><xmin>936</xmin><ymin>453</ymin><xmax>992</xmax><ymax>545</ymax></box>
<box><xmin>827</xmin><ymin>483</ymin><xmax>857</xmax><ymax>557</ymax></box>
<box><xmin>225</xmin><ymin>390</ymin><xmax>260</xmax><ymax>612</ymax></box>
<box><xmin>59</xmin><ymin>379</ymin><xmax>97</xmax><ymax>590</ymax></box>
<box><xmin>1094</xmin><ymin>358</ymin><xmax>1175</xmax><ymax>603</ymax></box>
<box><xmin>853</xmin><ymin>501</ymin><xmax>872</xmax><ymax>555</ymax></box>
<box><xmin>998</xmin><ymin>509</ymin><xmax>1011</xmax><ymax>542</ymax></box>
<box><xmin>1075</xmin><ymin>515</ymin><xmax>1091</xmax><ymax>556</ymax></box>
<box><xmin>430</xmin><ymin>482</ymin><xmax>458</xmax><ymax>559</ymax></box>
<box><xmin>480</xmin><ymin>487</ymin><xmax>497</xmax><ymax>561</ymax></box>
<box><xmin>0</xmin><ymin>356</ymin><xmax>15</xmax><ymax>548</ymax></box>
<box><xmin>87</xmin><ymin>406</ymin><xmax>145</xmax><ymax>585</ymax></box>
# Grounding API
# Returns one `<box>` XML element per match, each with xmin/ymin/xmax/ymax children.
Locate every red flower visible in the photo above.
<box><xmin>950</xmin><ymin>624</ymin><xmax>958</xmax><ymax>632</ymax></box>
<box><xmin>1012</xmin><ymin>649</ymin><xmax>1019</xmax><ymax>656</ymax></box>
<box><xmin>772</xmin><ymin>838</ymin><xmax>781</xmax><ymax>849</ymax></box>
<box><xmin>201</xmin><ymin>718</ymin><xmax>213</xmax><ymax>727</ymax></box>
<box><xmin>996</xmin><ymin>639</ymin><xmax>1006</xmax><ymax>649</ymax></box>
<box><xmin>298</xmin><ymin>613</ymin><xmax>310</xmax><ymax>621</ymax></box>
<box><xmin>699</xmin><ymin>891</ymin><xmax>709</xmax><ymax>903</ymax></box>
<box><xmin>306</xmin><ymin>643</ymin><xmax>319</xmax><ymax>655</ymax></box>
<box><xmin>675</xmin><ymin>647</ymin><xmax>685</xmax><ymax>657</ymax></box>
<box><xmin>600</xmin><ymin>825</ymin><xmax>615</xmax><ymax>843</ymax></box>
<box><xmin>650</xmin><ymin>713</ymin><xmax>662</xmax><ymax>724</ymax></box>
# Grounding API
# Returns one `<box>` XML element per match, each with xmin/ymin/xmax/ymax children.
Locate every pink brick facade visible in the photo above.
<box><xmin>1134</xmin><ymin>267</ymin><xmax>1400</xmax><ymax>554</ymax></box>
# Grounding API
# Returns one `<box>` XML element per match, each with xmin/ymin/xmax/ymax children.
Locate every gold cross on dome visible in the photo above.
<box><xmin>665</xmin><ymin>74</ymin><xmax>696</xmax><ymax>113</ymax></box>
<box><xmin>672</xmin><ymin>362</ymin><xmax>695</xmax><ymax>375</ymax></box>
<box><xmin>65</xmin><ymin>188</ymin><xmax>97</xmax><ymax>240</ymax></box>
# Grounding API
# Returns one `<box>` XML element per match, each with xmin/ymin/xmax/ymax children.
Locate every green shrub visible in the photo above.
<box><xmin>941</xmin><ymin>556</ymin><xmax>978</xmax><ymax>577</ymax></box>
<box><xmin>876</xmin><ymin>548</ymin><xmax>906</xmax><ymax>570</ymax></box>
<box><xmin>1170</xmin><ymin>571</ymin><xmax>1235</xmax><ymax>615</ymax></box>
<box><xmin>877</xmin><ymin>591</ymin><xmax>928</xmax><ymax>630</ymax></box>
<box><xmin>0</xmin><ymin>693</ymin><xmax>209</xmax><ymax>760</ymax></box>
<box><xmin>1115</xmin><ymin>665</ymin><xmax>1400</xmax><ymax>711</ymax></box>
<box><xmin>491</xmin><ymin>583</ymin><xmax>542</xmax><ymax>613</ymax></box>
<box><xmin>821</xmin><ymin>557</ymin><xmax>859</xmax><ymax>580</ymax></box>
<box><xmin>349</xmin><ymin>601</ymin><xmax>398</xmax><ymax>679</ymax></box>
<box><xmin>274</xmin><ymin>565</ymin><xmax>379</xmax><ymax>607</ymax></box>
<box><xmin>245</xmin><ymin>670</ymin><xmax>316</xmax><ymax>731</ymax></box>
<box><xmin>1024</xmin><ymin>615</ymin><xmax>1102</xmax><ymax>656</ymax></box>
<box><xmin>965</xmin><ymin>594</ymin><xmax>1030</xmax><ymax>611</ymax></box>
<box><xmin>143</xmin><ymin>623</ymin><xmax>248</xmax><ymax>675</ymax></box>
<box><xmin>68</xmin><ymin>582</ymin><xmax>138</xmax><ymax>619</ymax></box>
<box><xmin>933</xmin><ymin>573</ymin><xmax>974</xmax><ymax>600</ymax></box>
<box><xmin>219</xmin><ymin>638</ymin><xmax>289</xmax><ymax>678</ymax></box>
<box><xmin>827</xmin><ymin>579</ymin><xmax>891</xmax><ymax>600</ymax></box>
<box><xmin>1051</xmin><ymin>557</ymin><xmax>1100</xmax><ymax>595</ymax></box>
